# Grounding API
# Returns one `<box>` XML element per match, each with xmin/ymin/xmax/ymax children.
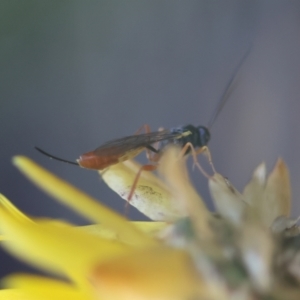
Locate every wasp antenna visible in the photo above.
<box><xmin>35</xmin><ymin>147</ymin><xmax>79</xmax><ymax>166</ymax></box>
<box><xmin>207</xmin><ymin>46</ymin><xmax>252</xmax><ymax>129</ymax></box>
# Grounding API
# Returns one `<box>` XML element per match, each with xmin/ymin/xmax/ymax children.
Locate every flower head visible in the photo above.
<box><xmin>0</xmin><ymin>147</ymin><xmax>300</xmax><ymax>299</ymax></box>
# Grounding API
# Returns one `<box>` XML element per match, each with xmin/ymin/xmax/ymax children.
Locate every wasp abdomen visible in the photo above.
<box><xmin>77</xmin><ymin>151</ymin><xmax>120</xmax><ymax>170</ymax></box>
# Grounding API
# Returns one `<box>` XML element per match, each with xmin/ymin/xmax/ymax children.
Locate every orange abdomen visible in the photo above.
<box><xmin>77</xmin><ymin>151</ymin><xmax>119</xmax><ymax>170</ymax></box>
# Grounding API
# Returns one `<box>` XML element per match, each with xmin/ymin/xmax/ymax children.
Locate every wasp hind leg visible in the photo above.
<box><xmin>134</xmin><ymin>124</ymin><xmax>160</xmax><ymax>162</ymax></box>
<box><xmin>133</xmin><ymin>124</ymin><xmax>151</xmax><ymax>135</ymax></box>
<box><xmin>127</xmin><ymin>163</ymin><xmax>158</xmax><ymax>201</ymax></box>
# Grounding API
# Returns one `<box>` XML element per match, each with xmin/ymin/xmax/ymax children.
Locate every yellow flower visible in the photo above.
<box><xmin>0</xmin><ymin>146</ymin><xmax>299</xmax><ymax>299</ymax></box>
<box><xmin>0</xmin><ymin>152</ymin><xmax>208</xmax><ymax>299</ymax></box>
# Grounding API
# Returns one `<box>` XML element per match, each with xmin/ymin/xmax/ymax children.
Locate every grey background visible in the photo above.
<box><xmin>1</xmin><ymin>1</ymin><xmax>300</xmax><ymax>277</ymax></box>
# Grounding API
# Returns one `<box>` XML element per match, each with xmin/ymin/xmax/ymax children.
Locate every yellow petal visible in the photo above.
<box><xmin>90</xmin><ymin>246</ymin><xmax>214</xmax><ymax>300</ymax></box>
<box><xmin>0</xmin><ymin>289</ymin><xmax>27</xmax><ymax>300</ymax></box>
<box><xmin>100</xmin><ymin>159</ymin><xmax>184</xmax><ymax>221</ymax></box>
<box><xmin>80</xmin><ymin>221</ymin><xmax>167</xmax><ymax>241</ymax></box>
<box><xmin>13</xmin><ymin>156</ymin><xmax>154</xmax><ymax>247</ymax></box>
<box><xmin>2</xmin><ymin>274</ymin><xmax>90</xmax><ymax>300</ymax></box>
<box><xmin>0</xmin><ymin>194</ymin><xmax>33</xmax><ymax>223</ymax></box>
<box><xmin>0</xmin><ymin>206</ymin><xmax>130</xmax><ymax>281</ymax></box>
<box><xmin>131</xmin><ymin>221</ymin><xmax>167</xmax><ymax>235</ymax></box>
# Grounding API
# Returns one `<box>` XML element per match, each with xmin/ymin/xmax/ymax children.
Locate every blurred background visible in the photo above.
<box><xmin>1</xmin><ymin>1</ymin><xmax>300</xmax><ymax>277</ymax></box>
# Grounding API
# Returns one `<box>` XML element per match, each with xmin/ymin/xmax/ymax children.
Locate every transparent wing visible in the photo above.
<box><xmin>93</xmin><ymin>130</ymin><xmax>183</xmax><ymax>156</ymax></box>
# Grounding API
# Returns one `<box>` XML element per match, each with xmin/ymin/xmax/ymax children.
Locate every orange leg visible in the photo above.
<box><xmin>133</xmin><ymin>124</ymin><xmax>158</xmax><ymax>161</ymax></box>
<box><xmin>124</xmin><ymin>164</ymin><xmax>158</xmax><ymax>215</ymax></box>
<box><xmin>179</xmin><ymin>143</ymin><xmax>216</xmax><ymax>178</ymax></box>
<box><xmin>123</xmin><ymin>124</ymin><xmax>159</xmax><ymax>214</ymax></box>
<box><xmin>200</xmin><ymin>146</ymin><xmax>216</xmax><ymax>173</ymax></box>
<box><xmin>133</xmin><ymin>124</ymin><xmax>151</xmax><ymax>135</ymax></box>
<box><xmin>127</xmin><ymin>164</ymin><xmax>158</xmax><ymax>202</ymax></box>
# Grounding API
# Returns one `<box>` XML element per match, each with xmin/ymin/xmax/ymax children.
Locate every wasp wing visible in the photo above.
<box><xmin>93</xmin><ymin>130</ymin><xmax>186</xmax><ymax>156</ymax></box>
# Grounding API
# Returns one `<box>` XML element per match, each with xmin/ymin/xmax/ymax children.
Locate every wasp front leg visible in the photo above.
<box><xmin>179</xmin><ymin>143</ymin><xmax>216</xmax><ymax>178</ymax></box>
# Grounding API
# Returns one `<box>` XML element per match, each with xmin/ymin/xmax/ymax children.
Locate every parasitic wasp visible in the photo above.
<box><xmin>36</xmin><ymin>50</ymin><xmax>250</xmax><ymax>200</ymax></box>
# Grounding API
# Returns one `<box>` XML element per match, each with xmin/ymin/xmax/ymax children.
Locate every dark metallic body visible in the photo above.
<box><xmin>164</xmin><ymin>125</ymin><xmax>210</xmax><ymax>150</ymax></box>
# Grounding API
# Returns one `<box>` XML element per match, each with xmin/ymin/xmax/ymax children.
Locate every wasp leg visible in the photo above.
<box><xmin>179</xmin><ymin>143</ymin><xmax>215</xmax><ymax>178</ymax></box>
<box><xmin>127</xmin><ymin>164</ymin><xmax>158</xmax><ymax>202</ymax></box>
<box><xmin>133</xmin><ymin>124</ymin><xmax>151</xmax><ymax>135</ymax></box>
<box><xmin>199</xmin><ymin>146</ymin><xmax>216</xmax><ymax>174</ymax></box>
<box><xmin>133</xmin><ymin>124</ymin><xmax>159</xmax><ymax>161</ymax></box>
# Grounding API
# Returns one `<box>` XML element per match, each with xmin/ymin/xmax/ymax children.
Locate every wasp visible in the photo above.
<box><xmin>36</xmin><ymin>49</ymin><xmax>250</xmax><ymax>200</ymax></box>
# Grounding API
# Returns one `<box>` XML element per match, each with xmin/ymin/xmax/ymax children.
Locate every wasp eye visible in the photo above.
<box><xmin>197</xmin><ymin>126</ymin><xmax>210</xmax><ymax>147</ymax></box>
